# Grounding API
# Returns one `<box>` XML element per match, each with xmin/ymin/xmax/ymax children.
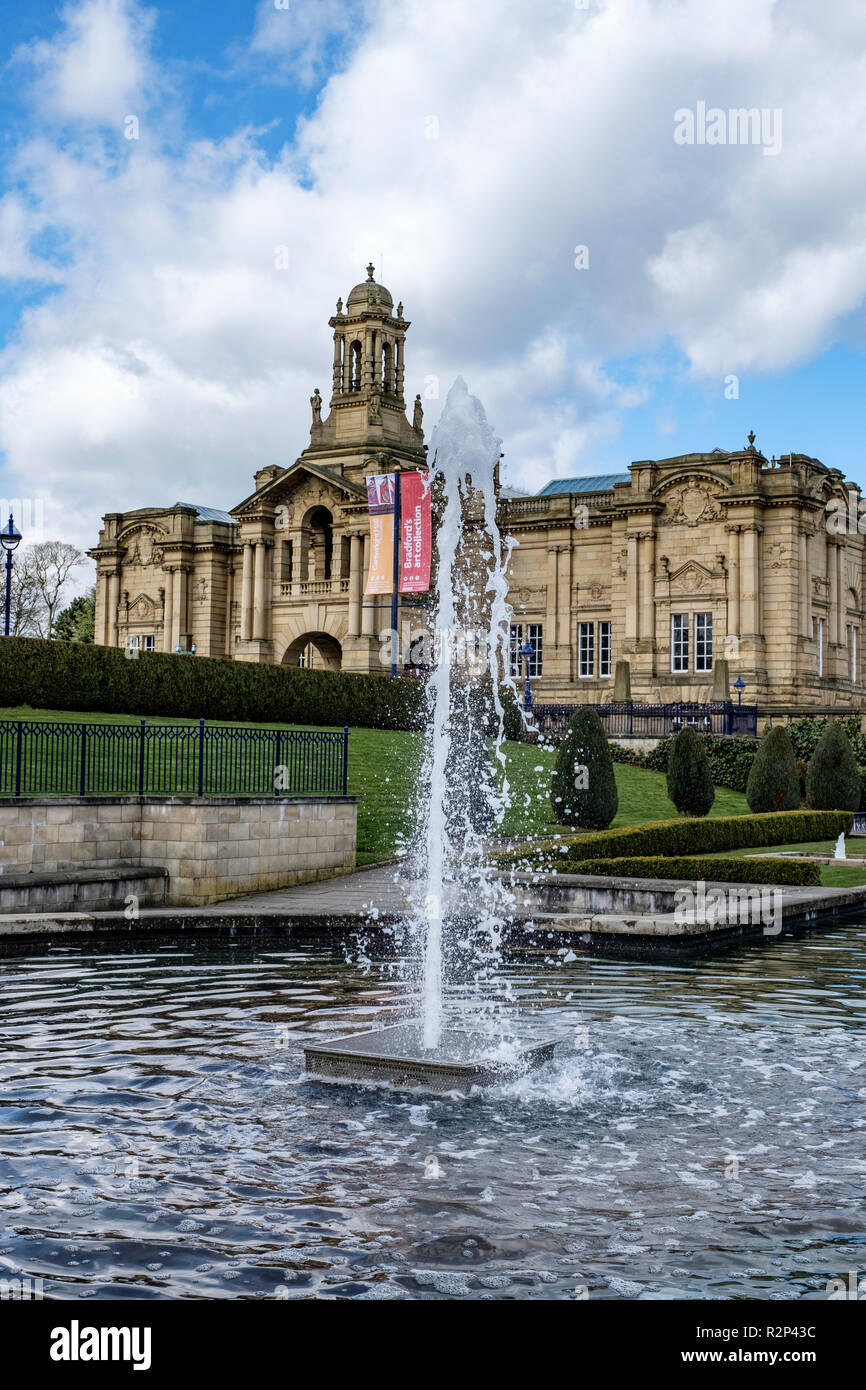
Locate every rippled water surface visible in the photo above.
<box><xmin>2</xmin><ymin>925</ymin><xmax>865</xmax><ymax>1300</ymax></box>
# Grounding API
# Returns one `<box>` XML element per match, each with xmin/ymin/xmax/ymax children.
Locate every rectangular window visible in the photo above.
<box><xmin>599</xmin><ymin>620</ymin><xmax>611</xmax><ymax>678</ymax></box>
<box><xmin>578</xmin><ymin>621</ymin><xmax>594</xmax><ymax>677</ymax></box>
<box><xmin>852</xmin><ymin>626</ymin><xmax>858</xmax><ymax>683</ymax></box>
<box><xmin>526</xmin><ymin>623</ymin><xmax>543</xmax><ymax>677</ymax></box>
<box><xmin>510</xmin><ymin>624</ymin><xmax>543</xmax><ymax>678</ymax></box>
<box><xmin>509</xmin><ymin>625</ymin><xmax>522</xmax><ymax>679</ymax></box>
<box><xmin>142</xmin><ymin>635</ymin><xmax>154</xmax><ymax>652</ymax></box>
<box><xmin>127</xmin><ymin>634</ymin><xmax>139</xmax><ymax>650</ymax></box>
<box><xmin>671</xmin><ymin>613</ymin><xmax>689</xmax><ymax>673</ymax></box>
<box><xmin>814</xmin><ymin>616</ymin><xmax>824</xmax><ymax>677</ymax></box>
<box><xmin>694</xmin><ymin>612</ymin><xmax>713</xmax><ymax>672</ymax></box>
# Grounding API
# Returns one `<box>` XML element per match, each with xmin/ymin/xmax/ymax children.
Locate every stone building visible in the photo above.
<box><xmin>91</xmin><ymin>267</ymin><xmax>866</xmax><ymax>713</ymax></box>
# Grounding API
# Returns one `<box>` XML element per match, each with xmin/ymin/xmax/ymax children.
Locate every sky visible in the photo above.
<box><xmin>1</xmin><ymin>0</ymin><xmax>866</xmax><ymax>560</ymax></box>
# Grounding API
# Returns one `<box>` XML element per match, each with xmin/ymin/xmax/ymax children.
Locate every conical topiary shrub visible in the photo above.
<box><xmin>746</xmin><ymin>725</ymin><xmax>801</xmax><ymax>812</ymax></box>
<box><xmin>666</xmin><ymin>725</ymin><xmax>715</xmax><ymax>817</ymax></box>
<box><xmin>805</xmin><ymin>723</ymin><xmax>861</xmax><ymax>810</ymax></box>
<box><xmin>550</xmin><ymin>707</ymin><xmax>618</xmax><ymax>830</ymax></box>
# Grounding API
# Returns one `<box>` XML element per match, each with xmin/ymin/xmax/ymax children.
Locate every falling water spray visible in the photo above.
<box><xmin>415</xmin><ymin>378</ymin><xmax>518</xmax><ymax>1050</ymax></box>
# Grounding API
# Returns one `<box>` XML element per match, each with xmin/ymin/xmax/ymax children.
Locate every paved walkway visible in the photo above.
<box><xmin>186</xmin><ymin>862</ymin><xmax>417</xmax><ymax>918</ymax></box>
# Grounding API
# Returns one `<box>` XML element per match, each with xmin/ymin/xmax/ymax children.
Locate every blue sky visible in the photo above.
<box><xmin>1</xmin><ymin>0</ymin><xmax>866</xmax><ymax>549</ymax></box>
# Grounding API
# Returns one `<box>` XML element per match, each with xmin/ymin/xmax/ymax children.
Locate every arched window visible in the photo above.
<box><xmin>350</xmin><ymin>341</ymin><xmax>362</xmax><ymax>392</ymax></box>
<box><xmin>308</xmin><ymin>507</ymin><xmax>333</xmax><ymax>581</ymax></box>
<box><xmin>382</xmin><ymin>341</ymin><xmax>393</xmax><ymax>393</ymax></box>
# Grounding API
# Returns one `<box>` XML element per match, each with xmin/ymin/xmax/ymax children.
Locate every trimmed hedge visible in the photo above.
<box><xmin>666</xmin><ymin>725</ymin><xmax>714</xmax><ymax>816</ymax></box>
<box><xmin>494</xmin><ymin>809</ymin><xmax>854</xmax><ymax>868</ymax></box>
<box><xmin>612</xmin><ymin>717</ymin><xmax>866</xmax><ymax>796</ymax></box>
<box><xmin>550</xmin><ymin>707</ymin><xmax>618</xmax><ymax>829</ymax></box>
<box><xmin>0</xmin><ymin>635</ymin><xmax>429</xmax><ymax>730</ymax></box>
<box><xmin>568</xmin><ymin>855</ymin><xmax>821</xmax><ymax>887</ymax></box>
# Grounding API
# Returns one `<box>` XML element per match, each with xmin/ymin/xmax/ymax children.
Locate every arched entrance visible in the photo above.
<box><xmin>283</xmin><ymin>631</ymin><xmax>343</xmax><ymax>671</ymax></box>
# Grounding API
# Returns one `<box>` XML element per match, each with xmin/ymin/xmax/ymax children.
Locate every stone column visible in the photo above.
<box><xmin>253</xmin><ymin>541</ymin><xmax>270</xmax><ymax>640</ymax></box>
<box><xmin>342</xmin><ymin>335</ymin><xmax>351</xmax><ymax>394</ymax></box>
<box><xmin>827</xmin><ymin>537</ymin><xmax>838</xmax><ymax>647</ymax></box>
<box><xmin>395</xmin><ymin>337</ymin><xmax>404</xmax><ymax>399</ymax></box>
<box><xmin>163</xmin><ymin>568</ymin><xmax>175</xmax><ymax>651</ymax></box>
<box><xmin>96</xmin><ymin>569</ymin><xmax>110</xmax><ymax>644</ymax></box>
<box><xmin>171</xmin><ymin>567</ymin><xmax>187</xmax><ymax>650</ymax></box>
<box><xmin>625</xmin><ymin>535</ymin><xmax>639</xmax><ymax>643</ymax></box>
<box><xmin>364</xmin><ymin>330</ymin><xmax>374</xmax><ymax>392</ymax></box>
<box><xmin>361</xmin><ymin>534</ymin><xmax>377</xmax><ymax>636</ymax></box>
<box><xmin>741</xmin><ymin>525</ymin><xmax>761</xmax><ymax>637</ymax></box>
<box><xmin>108</xmin><ymin>570</ymin><xmax>120</xmax><ymax>646</ymax></box>
<box><xmin>348</xmin><ymin>532</ymin><xmax>362</xmax><ymax>637</ymax></box>
<box><xmin>332</xmin><ymin>333</ymin><xmax>342</xmax><ymax>395</ymax></box>
<box><xmin>546</xmin><ymin>546</ymin><xmax>560</xmax><ymax>649</ymax></box>
<box><xmin>799</xmin><ymin>529</ymin><xmax>810</xmax><ymax>638</ymax></box>
<box><xmin>837</xmin><ymin>541</ymin><xmax>846</xmax><ymax>646</ymax></box>
<box><xmin>640</xmin><ymin>531</ymin><xmax>655</xmax><ymax>646</ymax></box>
<box><xmin>727</xmin><ymin>526</ymin><xmax>740</xmax><ymax>637</ymax></box>
<box><xmin>224</xmin><ymin>559</ymin><xmax>235</xmax><ymax>657</ymax></box>
<box><xmin>239</xmin><ymin>541</ymin><xmax>253</xmax><ymax>641</ymax></box>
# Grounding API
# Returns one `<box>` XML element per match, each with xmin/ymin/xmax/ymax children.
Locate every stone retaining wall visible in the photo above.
<box><xmin>0</xmin><ymin>796</ymin><xmax>359</xmax><ymax>906</ymax></box>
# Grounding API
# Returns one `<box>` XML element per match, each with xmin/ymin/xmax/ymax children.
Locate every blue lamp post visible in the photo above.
<box><xmin>519</xmin><ymin>638</ymin><xmax>535</xmax><ymax>712</ymax></box>
<box><xmin>733</xmin><ymin>675</ymin><xmax>746</xmax><ymax>707</ymax></box>
<box><xmin>1</xmin><ymin>512</ymin><xmax>22</xmax><ymax>637</ymax></box>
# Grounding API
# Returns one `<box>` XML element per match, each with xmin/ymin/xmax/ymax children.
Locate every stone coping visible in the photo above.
<box><xmin>0</xmin><ymin>865</ymin><xmax>168</xmax><ymax>889</ymax></box>
<box><xmin>0</xmin><ymin>794</ymin><xmax>360</xmax><ymax>806</ymax></box>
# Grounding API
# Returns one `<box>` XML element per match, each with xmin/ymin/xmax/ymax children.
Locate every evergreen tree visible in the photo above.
<box><xmin>53</xmin><ymin>591</ymin><xmax>95</xmax><ymax>643</ymax></box>
<box><xmin>805</xmin><ymin>722</ymin><xmax>861</xmax><ymax>810</ymax></box>
<box><xmin>550</xmin><ymin>707</ymin><xmax>618</xmax><ymax>830</ymax></box>
<box><xmin>746</xmin><ymin>725</ymin><xmax>801</xmax><ymax>812</ymax></box>
<box><xmin>666</xmin><ymin>725</ymin><xmax>715</xmax><ymax>817</ymax></box>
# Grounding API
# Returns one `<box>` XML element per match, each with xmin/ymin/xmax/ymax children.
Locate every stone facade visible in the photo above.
<box><xmin>0</xmin><ymin>796</ymin><xmax>359</xmax><ymax>906</ymax></box>
<box><xmin>90</xmin><ymin>268</ymin><xmax>866</xmax><ymax>713</ymax></box>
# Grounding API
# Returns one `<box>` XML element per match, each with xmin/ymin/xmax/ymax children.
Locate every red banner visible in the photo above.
<box><xmin>399</xmin><ymin>470</ymin><xmax>432</xmax><ymax>594</ymax></box>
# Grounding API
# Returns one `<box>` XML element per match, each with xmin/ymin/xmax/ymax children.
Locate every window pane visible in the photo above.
<box><xmin>695</xmin><ymin>612</ymin><xmax>713</xmax><ymax>672</ymax></box>
<box><xmin>578</xmin><ymin>621</ymin><xmax>594</xmax><ymax>677</ymax></box>
<box><xmin>509</xmin><ymin>625</ymin><xmax>522</xmax><ymax>678</ymax></box>
<box><xmin>599</xmin><ymin>621</ymin><xmax>611</xmax><ymax>677</ymax></box>
<box><xmin>671</xmin><ymin>613</ymin><xmax>688</xmax><ymax>673</ymax></box>
<box><xmin>527</xmin><ymin>623</ymin><xmax>543</xmax><ymax>677</ymax></box>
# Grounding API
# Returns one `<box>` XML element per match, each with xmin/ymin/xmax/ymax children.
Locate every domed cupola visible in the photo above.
<box><xmin>346</xmin><ymin>263</ymin><xmax>394</xmax><ymax>315</ymax></box>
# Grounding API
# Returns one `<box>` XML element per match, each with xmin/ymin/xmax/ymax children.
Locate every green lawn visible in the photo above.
<box><xmin>498</xmin><ymin>737</ymin><xmax>748</xmax><ymax>837</ymax></box>
<box><xmin>1</xmin><ymin>705</ymin><xmax>750</xmax><ymax>866</ymax></box>
<box><xmin>705</xmin><ymin>838</ymin><xmax>866</xmax><ymax>888</ymax></box>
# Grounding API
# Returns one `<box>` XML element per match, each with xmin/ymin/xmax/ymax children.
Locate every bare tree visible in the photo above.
<box><xmin>7</xmin><ymin>549</ymin><xmax>45</xmax><ymax>635</ymax></box>
<box><xmin>7</xmin><ymin>542</ymin><xmax>86</xmax><ymax>638</ymax></box>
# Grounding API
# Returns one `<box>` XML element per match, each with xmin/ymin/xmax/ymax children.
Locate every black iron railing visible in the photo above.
<box><xmin>532</xmin><ymin>701</ymin><xmax>758</xmax><ymax>741</ymax></box>
<box><xmin>0</xmin><ymin>719</ymin><xmax>350</xmax><ymax>798</ymax></box>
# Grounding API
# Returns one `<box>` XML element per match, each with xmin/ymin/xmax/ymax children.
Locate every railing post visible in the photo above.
<box><xmin>138</xmin><ymin>718</ymin><xmax>146</xmax><ymax>795</ymax></box>
<box><xmin>197</xmin><ymin>717</ymin><xmax>205</xmax><ymax>797</ymax></box>
<box><xmin>14</xmin><ymin>720</ymin><xmax>23</xmax><ymax>797</ymax></box>
<box><xmin>79</xmin><ymin>723</ymin><xmax>88</xmax><ymax>797</ymax></box>
<box><xmin>342</xmin><ymin>726</ymin><xmax>349</xmax><ymax>796</ymax></box>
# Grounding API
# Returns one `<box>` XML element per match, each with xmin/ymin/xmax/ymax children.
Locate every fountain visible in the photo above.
<box><xmin>835</xmin><ymin>831</ymin><xmax>846</xmax><ymax>860</ymax></box>
<box><xmin>304</xmin><ymin>380</ymin><xmax>555</xmax><ymax>1092</ymax></box>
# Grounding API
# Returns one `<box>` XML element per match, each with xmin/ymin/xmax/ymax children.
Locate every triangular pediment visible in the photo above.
<box><xmin>231</xmin><ymin>461</ymin><xmax>366</xmax><ymax>517</ymax></box>
<box><xmin>668</xmin><ymin>559</ymin><xmax>715</xmax><ymax>594</ymax></box>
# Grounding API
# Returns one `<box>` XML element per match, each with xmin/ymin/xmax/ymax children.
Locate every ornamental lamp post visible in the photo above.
<box><xmin>1</xmin><ymin>512</ymin><xmax>22</xmax><ymax>637</ymax></box>
<box><xmin>733</xmin><ymin>675</ymin><xmax>746</xmax><ymax>708</ymax></box>
<box><xmin>519</xmin><ymin>638</ymin><xmax>535</xmax><ymax>712</ymax></box>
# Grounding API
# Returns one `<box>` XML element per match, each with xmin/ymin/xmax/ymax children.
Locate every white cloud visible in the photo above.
<box><xmin>2</xmin><ymin>0</ymin><xmax>866</xmax><ymax>552</ymax></box>
<box><xmin>247</xmin><ymin>0</ymin><xmax>362</xmax><ymax>87</ymax></box>
<box><xmin>13</xmin><ymin>0</ymin><xmax>155</xmax><ymax>124</ymax></box>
